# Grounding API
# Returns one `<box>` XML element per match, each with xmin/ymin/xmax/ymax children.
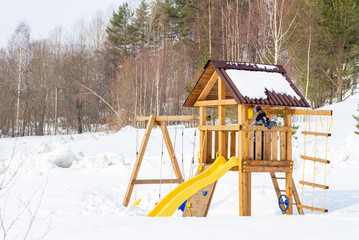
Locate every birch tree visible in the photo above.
<box><xmin>8</xmin><ymin>22</ymin><xmax>31</xmax><ymax>136</ymax></box>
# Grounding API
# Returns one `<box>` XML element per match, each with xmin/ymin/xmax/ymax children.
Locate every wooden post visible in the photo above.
<box><xmin>199</xmin><ymin>106</ymin><xmax>207</xmax><ymax>165</ymax></box>
<box><xmin>238</xmin><ymin>104</ymin><xmax>251</xmax><ymax>216</ymax></box>
<box><xmin>207</xmin><ymin>130</ymin><xmax>213</xmax><ymax>162</ymax></box>
<box><xmin>230</xmin><ymin>131</ymin><xmax>236</xmax><ymax>157</ymax></box>
<box><xmin>284</xmin><ymin>107</ymin><xmax>293</xmax><ymax>215</ymax></box>
<box><xmin>123</xmin><ymin>115</ymin><xmax>156</xmax><ymax>207</ymax></box>
<box><xmin>159</xmin><ymin>122</ymin><xmax>183</xmax><ymax>180</ymax></box>
<box><xmin>218</xmin><ymin>77</ymin><xmax>226</xmax><ymax>158</ymax></box>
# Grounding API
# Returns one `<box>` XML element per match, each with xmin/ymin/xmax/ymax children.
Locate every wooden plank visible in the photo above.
<box><xmin>272</xmin><ymin>131</ymin><xmax>278</xmax><ymax>161</ymax></box>
<box><xmin>266</xmin><ymin>109</ymin><xmax>332</xmax><ymax>116</ymax></box>
<box><xmin>198</xmin><ymin>125</ymin><xmax>240</xmax><ymax>131</ymax></box>
<box><xmin>299</xmin><ymin>181</ymin><xmax>329</xmax><ymax>189</ymax></box>
<box><xmin>160</xmin><ymin>122</ymin><xmax>183</xmax><ymax>180</ymax></box>
<box><xmin>123</xmin><ymin>115</ymin><xmax>156</xmax><ymax>207</ymax></box>
<box><xmin>300</xmin><ymin>155</ymin><xmax>330</xmax><ymax>164</ymax></box>
<box><xmin>243</xmin><ymin>160</ymin><xmax>293</xmax><ymax>167</ymax></box>
<box><xmin>224</xmin><ymin>131</ymin><xmax>228</xmax><ymax>159</ymax></box>
<box><xmin>264</xmin><ymin>131</ymin><xmax>271</xmax><ymax>161</ymax></box>
<box><xmin>135</xmin><ymin>116</ymin><xmax>204</xmax><ymax>122</ymax></box>
<box><xmin>194</xmin><ymin>99</ymin><xmax>238</xmax><ymax>107</ymax></box>
<box><xmin>270</xmin><ymin>173</ymin><xmax>281</xmax><ymax>199</ymax></box>
<box><xmin>280</xmin><ymin>132</ymin><xmax>286</xmax><ymax>161</ymax></box>
<box><xmin>241</xmin><ymin>125</ymin><xmax>291</xmax><ymax>132</ymax></box>
<box><xmin>238</xmin><ymin>104</ymin><xmax>251</xmax><ymax>216</ymax></box>
<box><xmin>291</xmin><ymin>178</ymin><xmax>304</xmax><ymax>215</ymax></box>
<box><xmin>298</xmin><ymin>204</ymin><xmax>328</xmax><ymax>213</ymax></box>
<box><xmin>243</xmin><ymin>166</ymin><xmax>292</xmax><ymax>172</ymax></box>
<box><xmin>301</xmin><ymin>131</ymin><xmax>331</xmax><ymax>137</ymax></box>
<box><xmin>255</xmin><ymin>131</ymin><xmax>262</xmax><ymax>160</ymax></box>
<box><xmin>285</xmin><ymin>107</ymin><xmax>293</xmax><ymax>215</ymax></box>
<box><xmin>207</xmin><ymin>130</ymin><xmax>213</xmax><ymax>163</ymax></box>
<box><xmin>197</xmin><ymin>72</ymin><xmax>219</xmax><ymax>101</ymax></box>
<box><xmin>199</xmin><ymin>107</ymin><xmax>207</xmax><ymax>165</ymax></box>
<box><xmin>218</xmin><ymin>78</ymin><xmax>226</xmax><ymax>158</ymax></box>
<box><xmin>230</xmin><ymin>131</ymin><xmax>236</xmax><ymax>157</ymax></box>
<box><xmin>183</xmin><ymin>164</ymin><xmax>217</xmax><ymax>217</ymax></box>
<box><xmin>248</xmin><ymin>131</ymin><xmax>254</xmax><ymax>160</ymax></box>
<box><xmin>132</xmin><ymin>179</ymin><xmax>184</xmax><ymax>184</ymax></box>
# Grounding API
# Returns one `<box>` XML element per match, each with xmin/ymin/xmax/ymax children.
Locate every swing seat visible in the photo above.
<box><xmin>131</xmin><ymin>198</ymin><xmax>142</xmax><ymax>207</ymax></box>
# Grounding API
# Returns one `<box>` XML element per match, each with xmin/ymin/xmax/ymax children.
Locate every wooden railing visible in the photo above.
<box><xmin>198</xmin><ymin>125</ymin><xmax>292</xmax><ymax>165</ymax></box>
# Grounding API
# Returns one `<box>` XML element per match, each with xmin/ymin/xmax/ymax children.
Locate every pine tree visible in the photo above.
<box><xmin>353</xmin><ymin>102</ymin><xmax>359</xmax><ymax>135</ymax></box>
<box><xmin>106</xmin><ymin>3</ymin><xmax>133</xmax><ymax>63</ymax></box>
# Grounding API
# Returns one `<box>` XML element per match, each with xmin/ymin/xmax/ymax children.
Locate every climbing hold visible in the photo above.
<box><xmin>202</xmin><ymin>191</ymin><xmax>207</xmax><ymax>196</ymax></box>
<box><xmin>178</xmin><ymin>200</ymin><xmax>187</xmax><ymax>212</ymax></box>
<box><xmin>278</xmin><ymin>194</ymin><xmax>289</xmax><ymax>212</ymax></box>
<box><xmin>248</xmin><ymin>108</ymin><xmax>253</xmax><ymax>119</ymax></box>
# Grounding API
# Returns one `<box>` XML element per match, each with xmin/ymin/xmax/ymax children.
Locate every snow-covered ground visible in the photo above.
<box><xmin>1</xmin><ymin>95</ymin><xmax>359</xmax><ymax>239</ymax></box>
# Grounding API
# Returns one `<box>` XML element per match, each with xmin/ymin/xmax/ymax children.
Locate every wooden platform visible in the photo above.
<box><xmin>182</xmin><ymin>165</ymin><xmax>217</xmax><ymax>217</ymax></box>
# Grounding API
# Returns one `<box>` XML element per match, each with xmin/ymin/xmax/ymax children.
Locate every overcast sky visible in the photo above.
<box><xmin>0</xmin><ymin>0</ymin><xmax>141</xmax><ymax>48</ymax></box>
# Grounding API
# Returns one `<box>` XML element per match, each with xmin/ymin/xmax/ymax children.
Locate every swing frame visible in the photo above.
<box><xmin>122</xmin><ymin>115</ymin><xmax>210</xmax><ymax>207</ymax></box>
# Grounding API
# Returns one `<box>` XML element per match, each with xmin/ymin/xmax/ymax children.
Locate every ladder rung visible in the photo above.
<box><xmin>280</xmin><ymin>190</ymin><xmax>286</xmax><ymax>192</ymax></box>
<box><xmin>298</xmin><ymin>204</ymin><xmax>328</xmax><ymax>213</ymax></box>
<box><xmin>275</xmin><ymin>177</ymin><xmax>286</xmax><ymax>180</ymax></box>
<box><xmin>301</xmin><ymin>131</ymin><xmax>331</xmax><ymax>137</ymax></box>
<box><xmin>299</xmin><ymin>181</ymin><xmax>329</xmax><ymax>189</ymax></box>
<box><xmin>300</xmin><ymin>155</ymin><xmax>330</xmax><ymax>164</ymax></box>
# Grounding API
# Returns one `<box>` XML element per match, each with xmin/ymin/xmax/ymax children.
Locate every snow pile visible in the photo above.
<box><xmin>72</xmin><ymin>153</ymin><xmax>125</xmax><ymax>169</ymax></box>
<box><xmin>47</xmin><ymin>145</ymin><xmax>77</xmax><ymax>168</ymax></box>
<box><xmin>226</xmin><ymin>69</ymin><xmax>301</xmax><ymax>100</ymax></box>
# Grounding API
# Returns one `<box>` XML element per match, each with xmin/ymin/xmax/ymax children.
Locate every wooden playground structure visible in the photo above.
<box><xmin>123</xmin><ymin>60</ymin><xmax>333</xmax><ymax>216</ymax></box>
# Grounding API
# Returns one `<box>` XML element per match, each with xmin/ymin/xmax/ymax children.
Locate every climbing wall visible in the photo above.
<box><xmin>182</xmin><ymin>164</ymin><xmax>217</xmax><ymax>217</ymax></box>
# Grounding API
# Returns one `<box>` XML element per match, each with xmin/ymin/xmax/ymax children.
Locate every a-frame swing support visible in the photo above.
<box><xmin>122</xmin><ymin>115</ymin><xmax>206</xmax><ymax>207</ymax></box>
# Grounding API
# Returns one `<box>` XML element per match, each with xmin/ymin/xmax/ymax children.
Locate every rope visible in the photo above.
<box><xmin>169</xmin><ymin>124</ymin><xmax>178</xmax><ymax>191</ymax></box>
<box><xmin>323</xmin><ymin>113</ymin><xmax>330</xmax><ymax>213</ymax></box>
<box><xmin>197</xmin><ymin>128</ymin><xmax>208</xmax><ymax>171</ymax></box>
<box><xmin>189</xmin><ymin>129</ymin><xmax>197</xmax><ymax>179</ymax></box>
<box><xmin>311</xmin><ymin>113</ymin><xmax>319</xmax><ymax>213</ymax></box>
<box><xmin>181</xmin><ymin>128</ymin><xmax>185</xmax><ymax>180</ymax></box>
<box><xmin>301</xmin><ymin>113</ymin><xmax>308</xmax><ymax>204</ymax></box>
<box><xmin>134</xmin><ymin>122</ymin><xmax>139</xmax><ymax>201</ymax></box>
<box><xmin>157</xmin><ymin>130</ymin><xmax>165</xmax><ymax>203</ymax></box>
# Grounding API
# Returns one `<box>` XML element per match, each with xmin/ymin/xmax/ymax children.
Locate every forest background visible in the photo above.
<box><xmin>1</xmin><ymin>0</ymin><xmax>359</xmax><ymax>137</ymax></box>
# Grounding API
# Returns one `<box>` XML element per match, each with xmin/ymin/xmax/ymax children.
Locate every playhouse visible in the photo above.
<box><xmin>123</xmin><ymin>60</ymin><xmax>332</xmax><ymax>217</ymax></box>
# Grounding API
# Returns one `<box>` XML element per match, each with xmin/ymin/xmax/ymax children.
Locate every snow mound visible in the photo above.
<box><xmin>72</xmin><ymin>153</ymin><xmax>125</xmax><ymax>169</ymax></box>
<box><xmin>48</xmin><ymin>146</ymin><xmax>77</xmax><ymax>168</ymax></box>
<box><xmin>32</xmin><ymin>142</ymin><xmax>50</xmax><ymax>154</ymax></box>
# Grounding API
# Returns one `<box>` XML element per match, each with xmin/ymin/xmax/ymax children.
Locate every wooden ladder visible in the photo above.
<box><xmin>270</xmin><ymin>173</ymin><xmax>304</xmax><ymax>215</ymax></box>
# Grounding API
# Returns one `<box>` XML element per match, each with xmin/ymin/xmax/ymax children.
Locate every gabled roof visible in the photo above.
<box><xmin>183</xmin><ymin>60</ymin><xmax>310</xmax><ymax>108</ymax></box>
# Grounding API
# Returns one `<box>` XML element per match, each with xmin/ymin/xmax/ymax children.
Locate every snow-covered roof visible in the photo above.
<box><xmin>225</xmin><ymin>69</ymin><xmax>301</xmax><ymax>100</ymax></box>
<box><xmin>183</xmin><ymin>60</ymin><xmax>310</xmax><ymax>108</ymax></box>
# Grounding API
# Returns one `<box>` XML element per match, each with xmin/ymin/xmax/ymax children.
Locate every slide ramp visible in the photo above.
<box><xmin>147</xmin><ymin>156</ymin><xmax>239</xmax><ymax>217</ymax></box>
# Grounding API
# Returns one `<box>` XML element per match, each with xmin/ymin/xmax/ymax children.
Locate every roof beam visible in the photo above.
<box><xmin>194</xmin><ymin>99</ymin><xmax>238</xmax><ymax>107</ymax></box>
<box><xmin>197</xmin><ymin>72</ymin><xmax>219</xmax><ymax>101</ymax></box>
<box><xmin>134</xmin><ymin>116</ymin><xmax>209</xmax><ymax>122</ymax></box>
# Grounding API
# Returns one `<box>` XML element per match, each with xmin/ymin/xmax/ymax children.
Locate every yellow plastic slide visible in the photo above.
<box><xmin>147</xmin><ymin>156</ymin><xmax>239</xmax><ymax>217</ymax></box>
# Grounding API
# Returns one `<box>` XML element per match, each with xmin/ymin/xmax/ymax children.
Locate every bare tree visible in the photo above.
<box><xmin>8</xmin><ymin>23</ymin><xmax>31</xmax><ymax>136</ymax></box>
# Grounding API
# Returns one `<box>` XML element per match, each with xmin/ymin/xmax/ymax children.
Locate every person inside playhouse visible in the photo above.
<box><xmin>253</xmin><ymin>105</ymin><xmax>277</xmax><ymax>130</ymax></box>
